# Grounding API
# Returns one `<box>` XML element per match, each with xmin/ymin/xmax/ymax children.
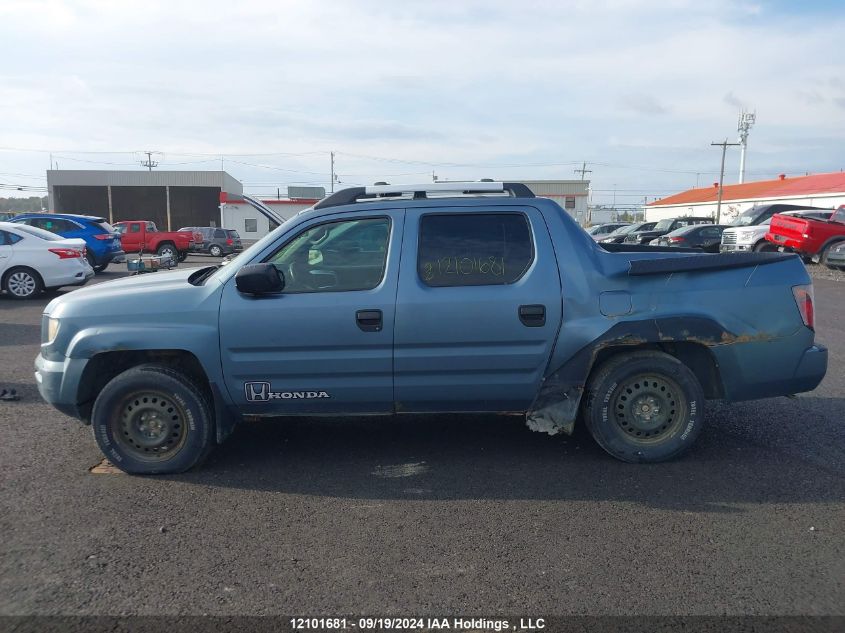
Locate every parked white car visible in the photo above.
<box><xmin>0</xmin><ymin>222</ymin><xmax>94</xmax><ymax>299</ymax></box>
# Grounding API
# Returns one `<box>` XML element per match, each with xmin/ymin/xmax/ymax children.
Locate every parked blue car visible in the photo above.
<box><xmin>11</xmin><ymin>213</ymin><xmax>125</xmax><ymax>273</ymax></box>
<box><xmin>34</xmin><ymin>182</ymin><xmax>827</xmax><ymax>474</ymax></box>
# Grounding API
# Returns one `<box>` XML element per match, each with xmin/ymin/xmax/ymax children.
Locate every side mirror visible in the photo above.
<box><xmin>235</xmin><ymin>263</ymin><xmax>285</xmax><ymax>295</ymax></box>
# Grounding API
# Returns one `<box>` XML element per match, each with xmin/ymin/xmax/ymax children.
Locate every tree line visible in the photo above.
<box><xmin>0</xmin><ymin>196</ymin><xmax>48</xmax><ymax>213</ymax></box>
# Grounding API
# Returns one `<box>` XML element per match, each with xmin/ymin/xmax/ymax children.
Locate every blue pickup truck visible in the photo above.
<box><xmin>34</xmin><ymin>182</ymin><xmax>827</xmax><ymax>474</ymax></box>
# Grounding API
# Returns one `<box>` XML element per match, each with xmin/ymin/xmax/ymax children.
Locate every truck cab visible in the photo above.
<box><xmin>34</xmin><ymin>182</ymin><xmax>827</xmax><ymax>474</ymax></box>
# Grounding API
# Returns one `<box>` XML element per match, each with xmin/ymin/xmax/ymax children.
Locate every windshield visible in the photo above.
<box><xmin>586</xmin><ymin>226</ymin><xmax>603</xmax><ymax>235</ymax></box>
<box><xmin>609</xmin><ymin>224</ymin><xmax>640</xmax><ymax>236</ymax></box>
<box><xmin>653</xmin><ymin>219</ymin><xmax>674</xmax><ymax>231</ymax></box>
<box><xmin>12</xmin><ymin>224</ymin><xmax>65</xmax><ymax>241</ymax></box>
<box><xmin>731</xmin><ymin>207</ymin><xmax>764</xmax><ymax>226</ymax></box>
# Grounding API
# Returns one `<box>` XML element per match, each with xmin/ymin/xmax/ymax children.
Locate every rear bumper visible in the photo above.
<box><xmin>95</xmin><ymin>249</ymin><xmax>126</xmax><ymax>265</ymax></box>
<box><xmin>716</xmin><ymin>341</ymin><xmax>828</xmax><ymax>401</ymax></box>
<box><xmin>790</xmin><ymin>345</ymin><xmax>829</xmax><ymax>394</ymax></box>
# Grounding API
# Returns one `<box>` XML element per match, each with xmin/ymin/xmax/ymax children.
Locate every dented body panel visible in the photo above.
<box><xmin>35</xmin><ymin>193</ymin><xmax>827</xmax><ymax>439</ymax></box>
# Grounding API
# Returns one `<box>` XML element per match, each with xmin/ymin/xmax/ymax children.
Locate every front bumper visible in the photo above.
<box><xmin>34</xmin><ymin>353</ymin><xmax>90</xmax><ymax>420</ymax></box>
<box><xmin>720</xmin><ymin>244</ymin><xmax>752</xmax><ymax>252</ymax></box>
<box><xmin>826</xmin><ymin>251</ymin><xmax>845</xmax><ymax>266</ymax></box>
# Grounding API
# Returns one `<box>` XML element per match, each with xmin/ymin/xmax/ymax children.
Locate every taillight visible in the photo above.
<box><xmin>669</xmin><ymin>236</ymin><xmax>686</xmax><ymax>242</ymax></box>
<box><xmin>93</xmin><ymin>234</ymin><xmax>112</xmax><ymax>240</ymax></box>
<box><xmin>49</xmin><ymin>248</ymin><xmax>82</xmax><ymax>259</ymax></box>
<box><xmin>792</xmin><ymin>284</ymin><xmax>815</xmax><ymax>330</ymax></box>
<box><xmin>226</xmin><ymin>238</ymin><xmax>233</xmax><ymax>245</ymax></box>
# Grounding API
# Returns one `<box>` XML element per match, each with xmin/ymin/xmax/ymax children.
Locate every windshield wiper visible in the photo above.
<box><xmin>188</xmin><ymin>265</ymin><xmax>220</xmax><ymax>286</ymax></box>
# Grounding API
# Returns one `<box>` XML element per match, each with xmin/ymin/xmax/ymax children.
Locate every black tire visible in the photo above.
<box><xmin>753</xmin><ymin>240</ymin><xmax>776</xmax><ymax>253</ymax></box>
<box><xmin>156</xmin><ymin>243</ymin><xmax>177</xmax><ymax>262</ymax></box>
<box><xmin>209</xmin><ymin>244</ymin><xmax>223</xmax><ymax>257</ymax></box>
<box><xmin>583</xmin><ymin>350</ymin><xmax>704</xmax><ymax>463</ymax></box>
<box><xmin>86</xmin><ymin>252</ymin><xmax>107</xmax><ymax>273</ymax></box>
<box><xmin>3</xmin><ymin>266</ymin><xmax>43</xmax><ymax>299</ymax></box>
<box><xmin>91</xmin><ymin>364</ymin><xmax>214</xmax><ymax>474</ymax></box>
<box><xmin>178</xmin><ymin>251</ymin><xmax>188</xmax><ymax>262</ymax></box>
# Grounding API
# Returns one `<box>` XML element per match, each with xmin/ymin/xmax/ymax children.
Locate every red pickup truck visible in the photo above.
<box><xmin>765</xmin><ymin>206</ymin><xmax>845</xmax><ymax>264</ymax></box>
<box><xmin>114</xmin><ymin>221</ymin><xmax>198</xmax><ymax>262</ymax></box>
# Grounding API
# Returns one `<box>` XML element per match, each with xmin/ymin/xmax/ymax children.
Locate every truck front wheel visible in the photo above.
<box><xmin>91</xmin><ymin>364</ymin><xmax>214</xmax><ymax>474</ymax></box>
<box><xmin>753</xmin><ymin>240</ymin><xmax>776</xmax><ymax>252</ymax></box>
<box><xmin>583</xmin><ymin>350</ymin><xmax>704</xmax><ymax>463</ymax></box>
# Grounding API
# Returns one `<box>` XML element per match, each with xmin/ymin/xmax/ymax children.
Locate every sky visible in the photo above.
<box><xmin>1</xmin><ymin>0</ymin><xmax>843</xmax><ymax>206</ymax></box>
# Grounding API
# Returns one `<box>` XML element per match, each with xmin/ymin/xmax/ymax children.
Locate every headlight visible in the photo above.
<box><xmin>738</xmin><ymin>232</ymin><xmax>755</xmax><ymax>241</ymax></box>
<box><xmin>46</xmin><ymin>317</ymin><xmax>60</xmax><ymax>344</ymax></box>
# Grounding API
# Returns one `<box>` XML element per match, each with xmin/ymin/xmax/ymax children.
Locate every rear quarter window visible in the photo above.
<box><xmin>417</xmin><ymin>213</ymin><xmax>534</xmax><ymax>287</ymax></box>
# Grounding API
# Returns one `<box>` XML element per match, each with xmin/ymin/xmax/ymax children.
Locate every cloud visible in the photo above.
<box><xmin>619</xmin><ymin>94</ymin><xmax>669</xmax><ymax>116</ymax></box>
<box><xmin>723</xmin><ymin>92</ymin><xmax>745</xmax><ymax>109</ymax></box>
<box><xmin>1</xmin><ymin>0</ymin><xmax>844</xmax><ymax>204</ymax></box>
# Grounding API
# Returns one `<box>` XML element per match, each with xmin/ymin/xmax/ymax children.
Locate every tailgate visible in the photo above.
<box><xmin>768</xmin><ymin>214</ymin><xmax>808</xmax><ymax>243</ymax></box>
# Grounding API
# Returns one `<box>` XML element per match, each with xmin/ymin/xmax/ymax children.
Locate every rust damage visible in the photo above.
<box><xmin>524</xmin><ymin>316</ymin><xmax>776</xmax><ymax>437</ymax></box>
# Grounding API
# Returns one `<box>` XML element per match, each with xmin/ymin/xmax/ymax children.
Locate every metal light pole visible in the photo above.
<box><xmin>711</xmin><ymin>139</ymin><xmax>740</xmax><ymax>223</ymax></box>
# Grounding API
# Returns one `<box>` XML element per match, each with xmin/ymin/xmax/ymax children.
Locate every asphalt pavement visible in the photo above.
<box><xmin>0</xmin><ymin>256</ymin><xmax>843</xmax><ymax>617</ymax></box>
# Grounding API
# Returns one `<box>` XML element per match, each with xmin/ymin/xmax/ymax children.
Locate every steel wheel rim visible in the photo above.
<box><xmin>610</xmin><ymin>373</ymin><xmax>687</xmax><ymax>444</ymax></box>
<box><xmin>8</xmin><ymin>271</ymin><xmax>36</xmax><ymax>297</ymax></box>
<box><xmin>210</xmin><ymin>246</ymin><xmax>221</xmax><ymax>256</ymax></box>
<box><xmin>160</xmin><ymin>247</ymin><xmax>175</xmax><ymax>258</ymax></box>
<box><xmin>114</xmin><ymin>391</ymin><xmax>188</xmax><ymax>461</ymax></box>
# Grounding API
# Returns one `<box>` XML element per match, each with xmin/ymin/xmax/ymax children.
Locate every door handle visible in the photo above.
<box><xmin>356</xmin><ymin>309</ymin><xmax>383</xmax><ymax>332</ymax></box>
<box><xmin>519</xmin><ymin>304</ymin><xmax>546</xmax><ymax>327</ymax></box>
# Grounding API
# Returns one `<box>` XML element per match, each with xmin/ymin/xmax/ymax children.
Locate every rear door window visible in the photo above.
<box><xmin>417</xmin><ymin>213</ymin><xmax>534</xmax><ymax>287</ymax></box>
<box><xmin>214</xmin><ymin>229</ymin><xmax>226</xmax><ymax>238</ymax></box>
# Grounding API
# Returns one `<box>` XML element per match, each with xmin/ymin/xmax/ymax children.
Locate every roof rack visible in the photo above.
<box><xmin>313</xmin><ymin>181</ymin><xmax>535</xmax><ymax>211</ymax></box>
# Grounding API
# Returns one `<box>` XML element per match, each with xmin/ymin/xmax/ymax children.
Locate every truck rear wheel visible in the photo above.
<box><xmin>91</xmin><ymin>364</ymin><xmax>214</xmax><ymax>474</ymax></box>
<box><xmin>583</xmin><ymin>350</ymin><xmax>704</xmax><ymax>463</ymax></box>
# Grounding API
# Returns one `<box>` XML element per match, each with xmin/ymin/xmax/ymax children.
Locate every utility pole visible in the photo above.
<box><xmin>737</xmin><ymin>109</ymin><xmax>756</xmax><ymax>184</ymax></box>
<box><xmin>330</xmin><ymin>151</ymin><xmax>335</xmax><ymax>193</ymax></box>
<box><xmin>574</xmin><ymin>161</ymin><xmax>592</xmax><ymax>181</ymax></box>
<box><xmin>711</xmin><ymin>139</ymin><xmax>740</xmax><ymax>223</ymax></box>
<box><xmin>140</xmin><ymin>151</ymin><xmax>159</xmax><ymax>171</ymax></box>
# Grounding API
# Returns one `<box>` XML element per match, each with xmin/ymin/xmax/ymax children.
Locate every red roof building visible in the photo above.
<box><xmin>646</xmin><ymin>171</ymin><xmax>845</xmax><ymax>221</ymax></box>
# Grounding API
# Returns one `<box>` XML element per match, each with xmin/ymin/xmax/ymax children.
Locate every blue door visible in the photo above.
<box><xmin>218</xmin><ymin>210</ymin><xmax>403</xmax><ymax>415</ymax></box>
<box><xmin>394</xmin><ymin>207</ymin><xmax>563</xmax><ymax>412</ymax></box>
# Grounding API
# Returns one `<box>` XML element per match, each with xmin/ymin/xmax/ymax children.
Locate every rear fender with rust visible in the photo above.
<box><xmin>526</xmin><ymin>316</ymin><xmax>746</xmax><ymax>436</ymax></box>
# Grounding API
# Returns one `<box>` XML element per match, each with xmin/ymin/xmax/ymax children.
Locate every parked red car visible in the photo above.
<box><xmin>114</xmin><ymin>221</ymin><xmax>197</xmax><ymax>262</ymax></box>
<box><xmin>765</xmin><ymin>206</ymin><xmax>845</xmax><ymax>264</ymax></box>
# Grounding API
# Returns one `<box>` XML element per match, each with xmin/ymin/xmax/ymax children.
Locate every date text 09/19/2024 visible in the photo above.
<box><xmin>289</xmin><ymin>617</ymin><xmax>546</xmax><ymax>630</ymax></box>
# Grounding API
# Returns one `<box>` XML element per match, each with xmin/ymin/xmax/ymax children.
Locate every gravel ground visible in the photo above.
<box><xmin>808</xmin><ymin>263</ymin><xmax>845</xmax><ymax>282</ymax></box>
<box><xmin>1</xmin><ymin>258</ymin><xmax>843</xmax><ymax>618</ymax></box>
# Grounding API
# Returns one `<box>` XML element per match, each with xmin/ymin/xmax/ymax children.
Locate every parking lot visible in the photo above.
<box><xmin>0</xmin><ymin>256</ymin><xmax>843</xmax><ymax>616</ymax></box>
